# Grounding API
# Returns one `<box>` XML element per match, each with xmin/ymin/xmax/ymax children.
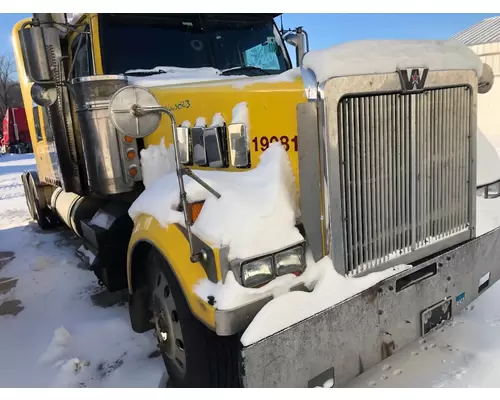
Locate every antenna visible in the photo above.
<box><xmin>280</xmin><ymin>15</ymin><xmax>284</xmax><ymax>34</ymax></box>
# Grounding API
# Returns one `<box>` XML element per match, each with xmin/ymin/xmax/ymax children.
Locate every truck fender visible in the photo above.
<box><xmin>127</xmin><ymin>214</ymin><xmax>223</xmax><ymax>331</ymax></box>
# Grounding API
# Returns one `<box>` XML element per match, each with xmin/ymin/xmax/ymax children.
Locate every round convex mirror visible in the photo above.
<box><xmin>109</xmin><ymin>85</ymin><xmax>162</xmax><ymax>138</ymax></box>
<box><xmin>30</xmin><ymin>83</ymin><xmax>58</xmax><ymax>107</ymax></box>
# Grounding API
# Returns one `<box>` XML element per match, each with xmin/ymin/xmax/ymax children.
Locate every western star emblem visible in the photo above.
<box><xmin>397</xmin><ymin>67</ymin><xmax>429</xmax><ymax>92</ymax></box>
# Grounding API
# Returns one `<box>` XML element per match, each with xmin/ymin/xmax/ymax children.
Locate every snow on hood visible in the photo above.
<box><xmin>126</xmin><ymin>66</ymin><xmax>237</xmax><ymax>87</ymax></box>
<box><xmin>302</xmin><ymin>40</ymin><xmax>483</xmax><ymax>83</ymax></box>
<box><xmin>129</xmin><ymin>141</ymin><xmax>303</xmax><ymax>260</ymax></box>
<box><xmin>125</xmin><ymin>65</ymin><xmax>301</xmax><ymax>89</ymax></box>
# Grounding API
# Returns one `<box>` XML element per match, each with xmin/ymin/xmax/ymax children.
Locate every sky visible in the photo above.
<box><xmin>0</xmin><ymin>13</ymin><xmax>499</xmax><ymax>64</ymax></box>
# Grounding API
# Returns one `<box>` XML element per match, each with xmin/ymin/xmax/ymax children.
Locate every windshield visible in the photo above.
<box><xmin>98</xmin><ymin>14</ymin><xmax>292</xmax><ymax>76</ymax></box>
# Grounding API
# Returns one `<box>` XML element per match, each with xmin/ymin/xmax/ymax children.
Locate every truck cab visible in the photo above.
<box><xmin>11</xmin><ymin>13</ymin><xmax>500</xmax><ymax>388</ymax></box>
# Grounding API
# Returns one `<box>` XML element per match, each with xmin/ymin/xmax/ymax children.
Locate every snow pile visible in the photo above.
<box><xmin>476</xmin><ymin>196</ymin><xmax>500</xmax><ymax>236</ymax></box>
<box><xmin>129</xmin><ymin>141</ymin><xmax>302</xmax><ymax>260</ymax></box>
<box><xmin>39</xmin><ymin>326</ymin><xmax>73</xmax><ymax>365</ymax></box>
<box><xmin>195</xmin><ymin>117</ymin><xmax>207</xmax><ymax>127</ymax></box>
<box><xmin>475</xmin><ymin>127</ymin><xmax>500</xmax><ymax>237</ymax></box>
<box><xmin>210</xmin><ymin>113</ymin><xmax>225</xmax><ymax>128</ymax></box>
<box><xmin>193</xmin><ymin>250</ymin><xmax>410</xmax><ymax>341</ymax></box>
<box><xmin>76</xmin><ymin>244</ymin><xmax>96</xmax><ymax>264</ymax></box>
<box><xmin>0</xmin><ymin>152</ymin><xmax>163</xmax><ymax>388</ymax></box>
<box><xmin>193</xmin><ymin>254</ymin><xmax>320</xmax><ymax>311</ymax></box>
<box><xmin>89</xmin><ymin>210</ymin><xmax>115</xmax><ymax>230</ymax></box>
<box><xmin>38</xmin><ymin>319</ymin><xmax>159</xmax><ymax>388</ymax></box>
<box><xmin>138</xmin><ymin>137</ymin><xmax>176</xmax><ymax>189</ymax></box>
<box><xmin>231</xmin><ymin>102</ymin><xmax>249</xmax><ymax>127</ymax></box>
<box><xmin>231</xmin><ymin>67</ymin><xmax>301</xmax><ymax>89</ymax></box>
<box><xmin>240</xmin><ymin>255</ymin><xmax>411</xmax><ymax>346</ymax></box>
<box><xmin>302</xmin><ymin>40</ymin><xmax>483</xmax><ymax>83</ymax></box>
<box><xmin>126</xmin><ymin>66</ymin><xmax>239</xmax><ymax>87</ymax></box>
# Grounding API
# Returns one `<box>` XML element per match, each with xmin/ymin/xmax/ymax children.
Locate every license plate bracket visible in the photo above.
<box><xmin>421</xmin><ymin>297</ymin><xmax>452</xmax><ymax>336</ymax></box>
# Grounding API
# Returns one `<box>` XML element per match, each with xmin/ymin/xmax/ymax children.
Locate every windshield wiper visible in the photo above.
<box><xmin>220</xmin><ymin>66</ymin><xmax>272</xmax><ymax>76</ymax></box>
<box><xmin>125</xmin><ymin>69</ymin><xmax>167</xmax><ymax>77</ymax></box>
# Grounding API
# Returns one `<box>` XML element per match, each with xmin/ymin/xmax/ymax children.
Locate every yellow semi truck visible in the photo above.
<box><xmin>11</xmin><ymin>13</ymin><xmax>500</xmax><ymax>388</ymax></box>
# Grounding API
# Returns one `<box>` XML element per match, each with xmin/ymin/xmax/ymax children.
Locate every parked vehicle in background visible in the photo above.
<box><xmin>1</xmin><ymin>107</ymin><xmax>32</xmax><ymax>154</ymax></box>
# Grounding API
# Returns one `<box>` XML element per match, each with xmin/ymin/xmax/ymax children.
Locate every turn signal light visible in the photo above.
<box><xmin>124</xmin><ymin>136</ymin><xmax>134</xmax><ymax>144</ymax></box>
<box><xmin>126</xmin><ymin>149</ymin><xmax>136</xmax><ymax>160</ymax></box>
<box><xmin>188</xmin><ymin>201</ymin><xmax>205</xmax><ymax>225</ymax></box>
<box><xmin>128</xmin><ymin>165</ymin><xmax>138</xmax><ymax>178</ymax></box>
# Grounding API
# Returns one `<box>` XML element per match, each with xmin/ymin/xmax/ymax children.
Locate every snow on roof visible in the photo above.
<box><xmin>302</xmin><ymin>39</ymin><xmax>483</xmax><ymax>83</ymax></box>
<box><xmin>450</xmin><ymin>16</ymin><xmax>500</xmax><ymax>46</ymax></box>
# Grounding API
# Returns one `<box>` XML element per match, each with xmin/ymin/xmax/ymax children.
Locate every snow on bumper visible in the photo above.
<box><xmin>239</xmin><ymin>224</ymin><xmax>500</xmax><ymax>388</ymax></box>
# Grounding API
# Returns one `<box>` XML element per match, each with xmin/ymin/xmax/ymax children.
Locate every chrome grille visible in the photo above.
<box><xmin>338</xmin><ymin>86</ymin><xmax>471</xmax><ymax>275</ymax></box>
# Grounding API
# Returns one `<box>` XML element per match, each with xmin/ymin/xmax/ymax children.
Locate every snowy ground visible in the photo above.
<box><xmin>2</xmin><ymin>152</ymin><xmax>500</xmax><ymax>388</ymax></box>
<box><xmin>0</xmin><ymin>153</ymin><xmax>163</xmax><ymax>388</ymax></box>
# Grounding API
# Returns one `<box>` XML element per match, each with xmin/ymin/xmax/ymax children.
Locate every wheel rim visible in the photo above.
<box><xmin>151</xmin><ymin>268</ymin><xmax>186</xmax><ymax>377</ymax></box>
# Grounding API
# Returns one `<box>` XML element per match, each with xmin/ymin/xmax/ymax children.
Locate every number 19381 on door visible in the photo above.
<box><xmin>251</xmin><ymin>135</ymin><xmax>298</xmax><ymax>152</ymax></box>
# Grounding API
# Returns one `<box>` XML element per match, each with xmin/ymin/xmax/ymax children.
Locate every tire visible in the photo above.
<box><xmin>26</xmin><ymin>176</ymin><xmax>57</xmax><ymax>230</ymax></box>
<box><xmin>22</xmin><ymin>174</ymin><xmax>36</xmax><ymax>221</ymax></box>
<box><xmin>146</xmin><ymin>248</ymin><xmax>242</xmax><ymax>388</ymax></box>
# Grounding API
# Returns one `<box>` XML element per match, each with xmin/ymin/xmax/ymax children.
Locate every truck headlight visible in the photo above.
<box><xmin>238</xmin><ymin>242</ymin><xmax>306</xmax><ymax>288</ymax></box>
<box><xmin>477</xmin><ymin>180</ymin><xmax>500</xmax><ymax>199</ymax></box>
<box><xmin>241</xmin><ymin>256</ymin><xmax>274</xmax><ymax>288</ymax></box>
<box><xmin>275</xmin><ymin>245</ymin><xmax>306</xmax><ymax>276</ymax></box>
<box><xmin>228</xmin><ymin>123</ymin><xmax>250</xmax><ymax>168</ymax></box>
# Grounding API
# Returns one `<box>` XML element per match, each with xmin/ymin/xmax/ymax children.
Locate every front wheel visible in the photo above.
<box><xmin>146</xmin><ymin>249</ymin><xmax>242</xmax><ymax>388</ymax></box>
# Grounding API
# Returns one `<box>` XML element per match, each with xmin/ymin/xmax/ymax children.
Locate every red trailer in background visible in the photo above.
<box><xmin>1</xmin><ymin>107</ymin><xmax>32</xmax><ymax>154</ymax></box>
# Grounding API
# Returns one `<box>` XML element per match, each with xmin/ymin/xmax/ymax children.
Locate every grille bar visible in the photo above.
<box><xmin>338</xmin><ymin>86</ymin><xmax>471</xmax><ymax>275</ymax></box>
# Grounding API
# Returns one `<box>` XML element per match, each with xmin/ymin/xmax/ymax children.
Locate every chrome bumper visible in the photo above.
<box><xmin>239</xmin><ymin>225</ymin><xmax>500</xmax><ymax>388</ymax></box>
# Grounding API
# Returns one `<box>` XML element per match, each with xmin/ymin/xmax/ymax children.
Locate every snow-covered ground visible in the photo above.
<box><xmin>0</xmin><ymin>153</ymin><xmax>163</xmax><ymax>388</ymax></box>
<box><xmin>2</xmin><ymin>152</ymin><xmax>500</xmax><ymax>388</ymax></box>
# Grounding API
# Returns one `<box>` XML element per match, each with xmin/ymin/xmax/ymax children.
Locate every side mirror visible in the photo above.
<box><xmin>479</xmin><ymin>62</ymin><xmax>494</xmax><ymax>94</ymax></box>
<box><xmin>109</xmin><ymin>85</ymin><xmax>162</xmax><ymax>138</ymax></box>
<box><xmin>18</xmin><ymin>25</ymin><xmax>53</xmax><ymax>83</ymax></box>
<box><xmin>282</xmin><ymin>27</ymin><xmax>309</xmax><ymax>67</ymax></box>
<box><xmin>30</xmin><ymin>82</ymin><xmax>57</xmax><ymax>107</ymax></box>
<box><xmin>284</xmin><ymin>32</ymin><xmax>301</xmax><ymax>48</ymax></box>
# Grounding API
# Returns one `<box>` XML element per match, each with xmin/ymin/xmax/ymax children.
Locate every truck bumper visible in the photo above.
<box><xmin>239</xmin><ymin>225</ymin><xmax>500</xmax><ymax>388</ymax></box>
